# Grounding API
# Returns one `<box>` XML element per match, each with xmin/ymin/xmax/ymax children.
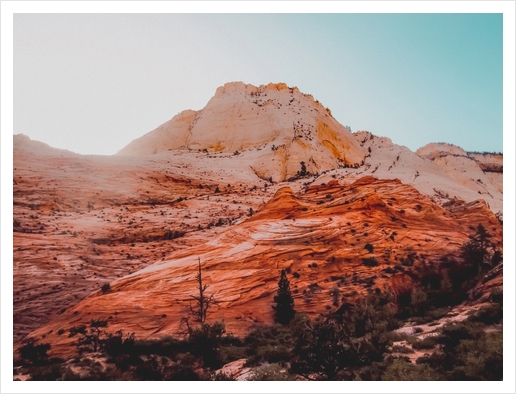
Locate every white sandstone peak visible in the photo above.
<box><xmin>117</xmin><ymin>82</ymin><xmax>366</xmax><ymax>182</ymax></box>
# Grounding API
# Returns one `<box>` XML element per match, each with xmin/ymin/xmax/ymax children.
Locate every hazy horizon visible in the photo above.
<box><xmin>14</xmin><ymin>13</ymin><xmax>503</xmax><ymax>155</ymax></box>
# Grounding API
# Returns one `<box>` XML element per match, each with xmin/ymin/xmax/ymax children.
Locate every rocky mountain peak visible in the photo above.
<box><xmin>117</xmin><ymin>82</ymin><xmax>366</xmax><ymax>182</ymax></box>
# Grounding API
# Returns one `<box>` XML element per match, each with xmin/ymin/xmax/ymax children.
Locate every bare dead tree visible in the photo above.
<box><xmin>189</xmin><ymin>258</ymin><xmax>217</xmax><ymax>323</ymax></box>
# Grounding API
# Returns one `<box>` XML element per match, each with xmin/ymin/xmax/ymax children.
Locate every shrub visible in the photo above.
<box><xmin>189</xmin><ymin>321</ymin><xmax>226</xmax><ymax>369</ymax></box>
<box><xmin>218</xmin><ymin>346</ymin><xmax>247</xmax><ymax>365</ymax></box>
<box><xmin>364</xmin><ymin>243</ymin><xmax>374</xmax><ymax>253</ymax></box>
<box><xmin>410</xmin><ymin>287</ymin><xmax>429</xmax><ymax>316</ymax></box>
<box><xmin>18</xmin><ymin>339</ymin><xmax>51</xmax><ymax>366</ymax></box>
<box><xmin>249</xmin><ymin>363</ymin><xmax>295</xmax><ymax>381</ymax></box>
<box><xmin>391</xmin><ymin>345</ymin><xmax>414</xmax><ymax>354</ymax></box>
<box><xmin>411</xmin><ymin>336</ymin><xmax>438</xmax><ymax>350</ymax></box>
<box><xmin>101</xmin><ymin>283</ymin><xmax>111</xmax><ymax>294</ymax></box>
<box><xmin>244</xmin><ymin>324</ymin><xmax>294</xmax><ymax>352</ymax></box>
<box><xmin>211</xmin><ymin>371</ymin><xmax>236</xmax><ymax>381</ymax></box>
<box><xmin>382</xmin><ymin>358</ymin><xmax>441</xmax><ymax>380</ymax></box>
<box><xmin>69</xmin><ymin>319</ymin><xmax>109</xmax><ymax>354</ymax></box>
<box><xmin>418</xmin><ymin>326</ymin><xmax>502</xmax><ymax>381</ymax></box>
<box><xmin>467</xmin><ymin>303</ymin><xmax>502</xmax><ymax>325</ymax></box>
<box><xmin>245</xmin><ymin>344</ymin><xmax>291</xmax><ymax>366</ymax></box>
<box><xmin>28</xmin><ymin>364</ymin><xmax>63</xmax><ymax>381</ymax></box>
<box><xmin>489</xmin><ymin>287</ymin><xmax>503</xmax><ymax>305</ymax></box>
<box><xmin>437</xmin><ymin>321</ymin><xmax>484</xmax><ymax>354</ymax></box>
<box><xmin>362</xmin><ymin>257</ymin><xmax>379</xmax><ymax>267</ymax></box>
<box><xmin>425</xmin><ymin>307</ymin><xmax>450</xmax><ymax>321</ymax></box>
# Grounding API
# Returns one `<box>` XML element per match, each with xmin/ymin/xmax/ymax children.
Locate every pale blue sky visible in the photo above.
<box><xmin>14</xmin><ymin>13</ymin><xmax>503</xmax><ymax>155</ymax></box>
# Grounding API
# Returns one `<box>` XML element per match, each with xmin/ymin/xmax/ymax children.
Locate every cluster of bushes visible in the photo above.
<box><xmin>16</xmin><ymin>321</ymin><xmax>238</xmax><ymax>381</ymax></box>
<box><xmin>394</xmin><ymin>224</ymin><xmax>502</xmax><ymax>323</ymax></box>
<box><xmin>17</xmin><ymin>287</ymin><xmax>502</xmax><ymax>381</ymax></box>
<box><xmin>411</xmin><ymin>320</ymin><xmax>503</xmax><ymax>380</ymax></box>
<box><xmin>16</xmin><ymin>225</ymin><xmax>502</xmax><ymax>381</ymax></box>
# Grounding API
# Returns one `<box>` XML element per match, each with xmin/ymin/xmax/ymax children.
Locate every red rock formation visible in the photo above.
<box><xmin>25</xmin><ymin>176</ymin><xmax>501</xmax><ymax>358</ymax></box>
<box><xmin>13</xmin><ymin>135</ymin><xmax>271</xmax><ymax>343</ymax></box>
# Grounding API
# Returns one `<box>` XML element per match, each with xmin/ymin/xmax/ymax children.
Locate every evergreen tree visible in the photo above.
<box><xmin>297</xmin><ymin>161</ymin><xmax>308</xmax><ymax>177</ymax></box>
<box><xmin>461</xmin><ymin>224</ymin><xmax>493</xmax><ymax>274</ymax></box>
<box><xmin>273</xmin><ymin>269</ymin><xmax>296</xmax><ymax>325</ymax></box>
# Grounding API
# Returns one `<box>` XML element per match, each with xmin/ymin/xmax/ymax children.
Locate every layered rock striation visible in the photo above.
<box><xmin>27</xmin><ymin>176</ymin><xmax>501</xmax><ymax>357</ymax></box>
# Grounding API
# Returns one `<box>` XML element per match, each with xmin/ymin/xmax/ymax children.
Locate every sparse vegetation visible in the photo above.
<box><xmin>189</xmin><ymin>258</ymin><xmax>217</xmax><ymax>323</ymax></box>
<box><xmin>362</xmin><ymin>257</ymin><xmax>379</xmax><ymax>267</ymax></box>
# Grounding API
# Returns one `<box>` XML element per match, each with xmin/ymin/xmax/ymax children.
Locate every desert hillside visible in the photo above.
<box><xmin>25</xmin><ymin>176</ymin><xmax>501</xmax><ymax>357</ymax></box>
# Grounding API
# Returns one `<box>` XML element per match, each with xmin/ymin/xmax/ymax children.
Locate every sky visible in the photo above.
<box><xmin>13</xmin><ymin>13</ymin><xmax>503</xmax><ymax>155</ymax></box>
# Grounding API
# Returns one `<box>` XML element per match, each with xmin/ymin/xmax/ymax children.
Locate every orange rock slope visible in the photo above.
<box><xmin>13</xmin><ymin>135</ymin><xmax>272</xmax><ymax>343</ymax></box>
<box><xmin>28</xmin><ymin>176</ymin><xmax>502</xmax><ymax>357</ymax></box>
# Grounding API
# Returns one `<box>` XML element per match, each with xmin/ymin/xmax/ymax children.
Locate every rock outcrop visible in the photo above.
<box><xmin>314</xmin><ymin>133</ymin><xmax>503</xmax><ymax>214</ymax></box>
<box><xmin>26</xmin><ymin>177</ymin><xmax>501</xmax><ymax>358</ymax></box>
<box><xmin>416</xmin><ymin>142</ymin><xmax>503</xmax><ymax>196</ymax></box>
<box><xmin>117</xmin><ymin>82</ymin><xmax>366</xmax><ymax>182</ymax></box>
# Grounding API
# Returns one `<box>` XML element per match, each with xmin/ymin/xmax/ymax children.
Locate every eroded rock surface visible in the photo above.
<box><xmin>13</xmin><ymin>84</ymin><xmax>503</xmax><ymax>362</ymax></box>
<box><xmin>117</xmin><ymin>82</ymin><xmax>366</xmax><ymax>182</ymax></box>
<box><xmin>25</xmin><ymin>176</ymin><xmax>501</xmax><ymax>358</ymax></box>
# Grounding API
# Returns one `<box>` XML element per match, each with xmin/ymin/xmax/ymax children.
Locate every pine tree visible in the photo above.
<box><xmin>273</xmin><ymin>269</ymin><xmax>296</xmax><ymax>325</ymax></box>
<box><xmin>297</xmin><ymin>161</ymin><xmax>308</xmax><ymax>177</ymax></box>
<box><xmin>461</xmin><ymin>224</ymin><xmax>493</xmax><ymax>274</ymax></box>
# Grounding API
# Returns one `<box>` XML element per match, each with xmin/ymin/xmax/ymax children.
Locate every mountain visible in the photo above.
<box><xmin>13</xmin><ymin>83</ymin><xmax>503</xmax><ymax>364</ymax></box>
<box><xmin>310</xmin><ymin>132</ymin><xmax>503</xmax><ymax>215</ymax></box>
<box><xmin>416</xmin><ymin>142</ymin><xmax>503</xmax><ymax>197</ymax></box>
<box><xmin>117</xmin><ymin>82</ymin><xmax>366</xmax><ymax>182</ymax></box>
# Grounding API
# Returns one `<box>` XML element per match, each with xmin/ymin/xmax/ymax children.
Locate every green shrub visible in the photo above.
<box><xmin>411</xmin><ymin>336</ymin><xmax>438</xmax><ymax>350</ymax></box>
<box><xmin>28</xmin><ymin>364</ymin><xmax>63</xmax><ymax>381</ymax></box>
<box><xmin>249</xmin><ymin>363</ymin><xmax>295</xmax><ymax>381</ymax></box>
<box><xmin>189</xmin><ymin>321</ymin><xmax>226</xmax><ymax>369</ymax></box>
<box><xmin>467</xmin><ymin>303</ymin><xmax>502</xmax><ymax>325</ymax></box>
<box><xmin>382</xmin><ymin>358</ymin><xmax>441</xmax><ymax>380</ymax></box>
<box><xmin>245</xmin><ymin>344</ymin><xmax>291</xmax><ymax>367</ymax></box>
<box><xmin>437</xmin><ymin>321</ymin><xmax>484</xmax><ymax>354</ymax></box>
<box><xmin>218</xmin><ymin>346</ymin><xmax>247</xmax><ymax>365</ymax></box>
<box><xmin>211</xmin><ymin>371</ymin><xmax>236</xmax><ymax>381</ymax></box>
<box><xmin>244</xmin><ymin>324</ymin><xmax>294</xmax><ymax>350</ymax></box>
<box><xmin>391</xmin><ymin>345</ymin><xmax>414</xmax><ymax>354</ymax></box>
<box><xmin>18</xmin><ymin>339</ymin><xmax>51</xmax><ymax>366</ymax></box>
<box><xmin>425</xmin><ymin>307</ymin><xmax>450</xmax><ymax>321</ymax></box>
<box><xmin>451</xmin><ymin>331</ymin><xmax>502</xmax><ymax>380</ymax></box>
